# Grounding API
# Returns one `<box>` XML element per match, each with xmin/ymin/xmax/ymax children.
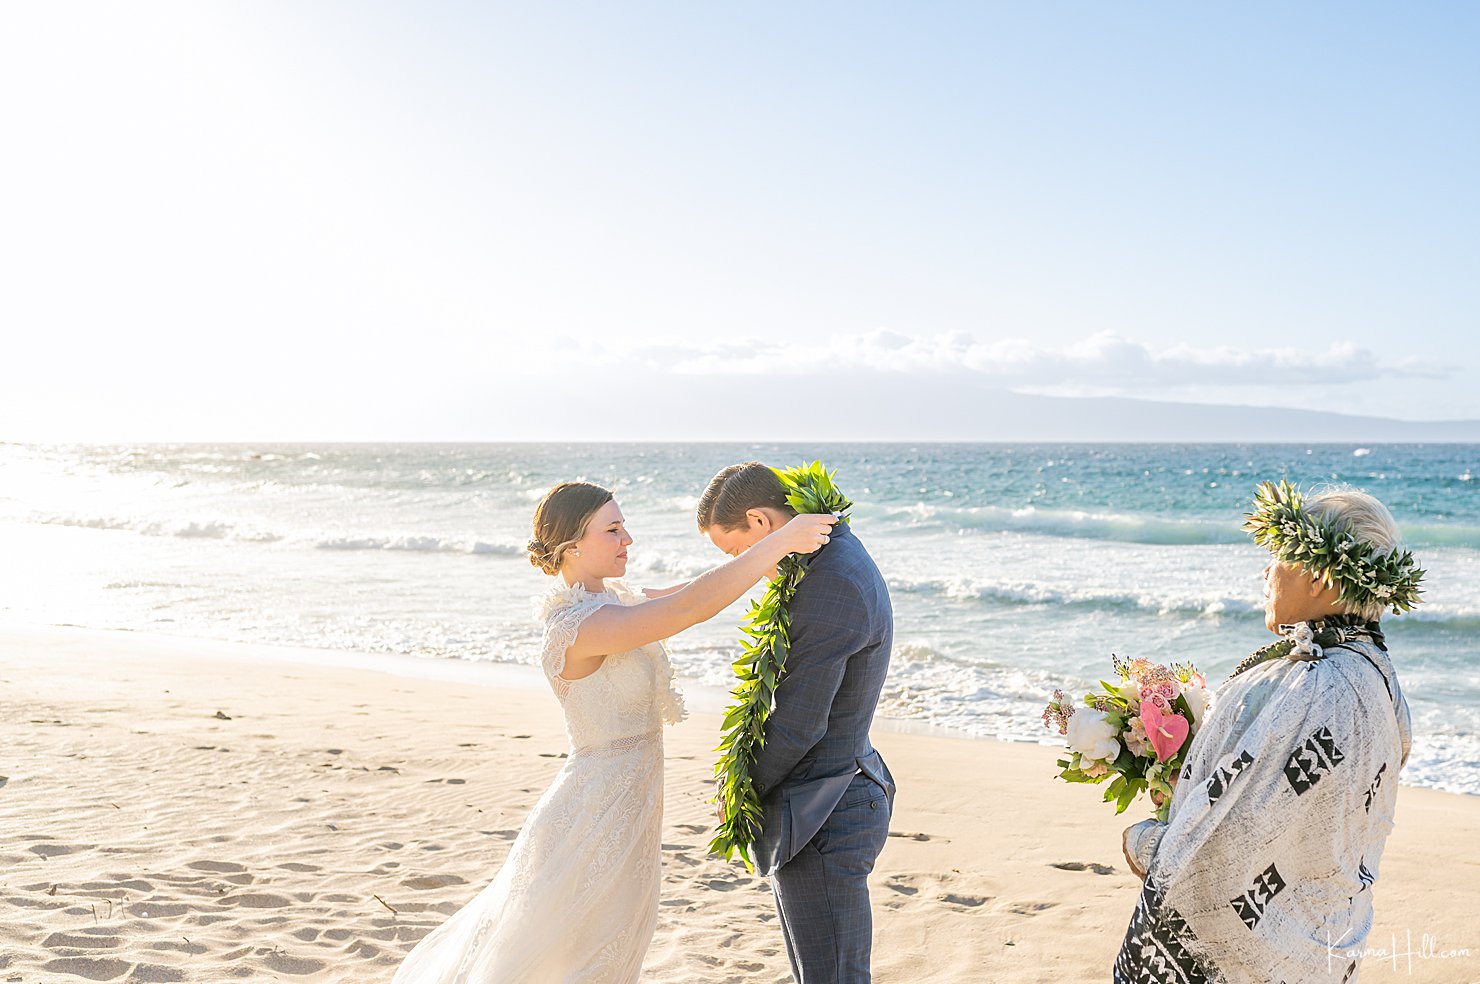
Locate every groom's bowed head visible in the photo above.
<box><xmin>697</xmin><ymin>462</ymin><xmax>800</xmax><ymax>560</ymax></box>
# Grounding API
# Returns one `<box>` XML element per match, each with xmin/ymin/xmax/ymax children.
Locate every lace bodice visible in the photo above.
<box><xmin>536</xmin><ymin>579</ymin><xmax>686</xmax><ymax>750</ymax></box>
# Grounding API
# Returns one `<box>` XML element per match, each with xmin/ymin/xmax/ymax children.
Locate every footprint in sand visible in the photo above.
<box><xmin>40</xmin><ymin>957</ymin><xmax>131</xmax><ymax>981</ymax></box>
<box><xmin>42</xmin><ymin>932</ymin><xmax>122</xmax><ymax>950</ymax></box>
<box><xmin>888</xmin><ymin>830</ymin><xmax>946</xmax><ymax>843</ymax></box>
<box><xmin>1051</xmin><ymin>860</ymin><xmax>1116</xmax><ymax>875</ymax></box>
<box><xmin>940</xmin><ymin>892</ymin><xmax>990</xmax><ymax>908</ymax></box>
<box><xmin>261</xmin><ymin>951</ymin><xmax>325</xmax><ymax>975</ymax></box>
<box><xmin>187</xmin><ymin>860</ymin><xmax>247</xmax><ymax>874</ymax></box>
<box><xmin>277</xmin><ymin>862</ymin><xmax>321</xmax><ymax>872</ymax></box>
<box><xmin>127</xmin><ymin>902</ymin><xmax>191</xmax><ymax>918</ymax></box>
<box><xmin>82</xmin><ymin>878</ymin><xmax>153</xmax><ymax>893</ymax></box>
<box><xmin>218</xmin><ymin>892</ymin><xmax>292</xmax><ymax>908</ymax></box>
<box><xmin>1005</xmin><ymin>900</ymin><xmax>1058</xmax><ymax>914</ymax></box>
<box><xmin>30</xmin><ymin>843</ymin><xmax>87</xmax><ymax>859</ymax></box>
<box><xmin>401</xmin><ymin>874</ymin><xmax>469</xmax><ymax>891</ymax></box>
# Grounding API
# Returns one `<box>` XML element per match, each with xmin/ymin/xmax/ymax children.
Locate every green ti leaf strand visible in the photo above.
<box><xmin>708</xmin><ymin>461</ymin><xmax>854</xmax><ymax>870</ymax></box>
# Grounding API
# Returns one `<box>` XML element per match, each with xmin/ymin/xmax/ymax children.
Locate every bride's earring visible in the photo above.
<box><xmin>572</xmin><ymin>549</ymin><xmax>581</xmax><ymax>557</ymax></box>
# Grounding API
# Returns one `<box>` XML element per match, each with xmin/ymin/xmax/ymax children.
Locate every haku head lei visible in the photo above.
<box><xmin>1242</xmin><ymin>479</ymin><xmax>1424</xmax><ymax>616</ymax></box>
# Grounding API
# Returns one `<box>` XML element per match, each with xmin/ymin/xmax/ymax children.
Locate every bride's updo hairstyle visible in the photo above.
<box><xmin>528</xmin><ymin>482</ymin><xmax>614</xmax><ymax>576</ymax></box>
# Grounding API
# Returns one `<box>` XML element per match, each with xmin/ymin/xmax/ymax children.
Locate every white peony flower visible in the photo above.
<box><xmin>1065</xmin><ymin>707</ymin><xmax>1120</xmax><ymax>763</ymax></box>
<box><xmin>1182</xmin><ymin>684</ymin><xmax>1212</xmax><ymax>732</ymax></box>
<box><xmin>1117</xmin><ymin>679</ymin><xmax>1142</xmax><ymax>702</ymax></box>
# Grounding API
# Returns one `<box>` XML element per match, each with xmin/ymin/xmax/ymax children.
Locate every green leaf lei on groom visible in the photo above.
<box><xmin>709</xmin><ymin>461</ymin><xmax>853</xmax><ymax>871</ymax></box>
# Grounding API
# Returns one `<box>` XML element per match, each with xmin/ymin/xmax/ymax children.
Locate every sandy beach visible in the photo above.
<box><xmin>2</xmin><ymin>624</ymin><xmax>1476</xmax><ymax>983</ymax></box>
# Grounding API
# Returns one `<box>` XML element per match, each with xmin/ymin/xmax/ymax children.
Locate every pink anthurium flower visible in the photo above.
<box><xmin>1140</xmin><ymin>699</ymin><xmax>1189</xmax><ymax>762</ymax></box>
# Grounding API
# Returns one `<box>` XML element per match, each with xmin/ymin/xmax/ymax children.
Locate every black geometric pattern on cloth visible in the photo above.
<box><xmin>1205</xmin><ymin>750</ymin><xmax>1254</xmax><ymax>805</ymax></box>
<box><xmin>1363</xmin><ymin>762</ymin><xmax>1387</xmax><ymax>814</ymax></box>
<box><xmin>1358</xmin><ymin>860</ymin><xmax>1375</xmax><ymax>890</ymax></box>
<box><xmin>1283</xmin><ymin>726</ymin><xmax>1345</xmax><ymax>795</ymax></box>
<box><xmin>1113</xmin><ymin>876</ymin><xmax>1218</xmax><ymax>984</ymax></box>
<box><xmin>1230</xmin><ymin>863</ymin><xmax>1286</xmax><ymax>931</ymax></box>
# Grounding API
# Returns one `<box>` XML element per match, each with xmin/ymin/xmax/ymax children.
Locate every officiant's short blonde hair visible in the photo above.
<box><xmin>697</xmin><ymin>462</ymin><xmax>795</xmax><ymax>532</ymax></box>
<box><xmin>1305</xmin><ymin>486</ymin><xmax>1404</xmax><ymax>620</ymax></box>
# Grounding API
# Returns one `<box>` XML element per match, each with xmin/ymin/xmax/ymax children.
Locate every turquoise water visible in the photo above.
<box><xmin>2</xmin><ymin>442</ymin><xmax>1476</xmax><ymax>794</ymax></box>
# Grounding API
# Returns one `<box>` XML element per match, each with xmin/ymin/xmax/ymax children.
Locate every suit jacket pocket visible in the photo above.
<box><xmin>784</xmin><ymin>774</ymin><xmax>856</xmax><ymax>862</ymax></box>
<box><xmin>857</xmin><ymin>750</ymin><xmax>896</xmax><ymax>809</ymax></box>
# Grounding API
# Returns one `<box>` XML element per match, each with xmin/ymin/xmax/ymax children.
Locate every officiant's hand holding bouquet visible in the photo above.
<box><xmin>1042</xmin><ymin>655</ymin><xmax>1211</xmax><ymax>822</ymax></box>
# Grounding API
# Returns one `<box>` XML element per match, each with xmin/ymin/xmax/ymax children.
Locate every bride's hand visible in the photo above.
<box><xmin>769</xmin><ymin>513</ymin><xmax>839</xmax><ymax>556</ymax></box>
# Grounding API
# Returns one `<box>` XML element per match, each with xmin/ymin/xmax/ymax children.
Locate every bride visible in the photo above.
<box><xmin>392</xmin><ymin>481</ymin><xmax>837</xmax><ymax>983</ymax></box>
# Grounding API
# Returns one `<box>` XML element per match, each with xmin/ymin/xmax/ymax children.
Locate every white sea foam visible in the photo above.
<box><xmin>881</xmin><ymin>502</ymin><xmax>1243</xmax><ymax>545</ymax></box>
<box><xmin>312</xmin><ymin>534</ymin><xmax>521</xmax><ymax>555</ymax></box>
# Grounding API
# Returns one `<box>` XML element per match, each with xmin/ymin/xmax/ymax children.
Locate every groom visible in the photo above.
<box><xmin>698</xmin><ymin>462</ymin><xmax>896</xmax><ymax>984</ymax></box>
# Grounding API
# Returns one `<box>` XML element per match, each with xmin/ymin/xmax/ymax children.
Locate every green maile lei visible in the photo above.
<box><xmin>709</xmin><ymin>461</ymin><xmax>853</xmax><ymax>871</ymax></box>
<box><xmin>1243</xmin><ymin>479</ymin><xmax>1424</xmax><ymax>616</ymax></box>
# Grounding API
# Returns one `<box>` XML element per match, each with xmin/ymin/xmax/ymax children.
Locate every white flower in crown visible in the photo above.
<box><xmin>1065</xmin><ymin>707</ymin><xmax>1120</xmax><ymax>763</ymax></box>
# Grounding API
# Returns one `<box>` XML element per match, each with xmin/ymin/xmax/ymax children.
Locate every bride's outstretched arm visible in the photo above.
<box><xmin>640</xmin><ymin>582</ymin><xmax>690</xmax><ymax>600</ymax></box>
<box><xmin>565</xmin><ymin>513</ymin><xmax>837</xmax><ymax>660</ymax></box>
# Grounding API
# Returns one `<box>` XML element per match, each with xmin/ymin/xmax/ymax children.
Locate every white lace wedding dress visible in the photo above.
<box><xmin>393</xmin><ymin>579</ymin><xmax>686</xmax><ymax>984</ymax></box>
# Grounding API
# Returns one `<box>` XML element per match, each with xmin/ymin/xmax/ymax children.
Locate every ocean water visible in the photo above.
<box><xmin>2</xmin><ymin>442</ymin><xmax>1477</xmax><ymax>795</ymax></box>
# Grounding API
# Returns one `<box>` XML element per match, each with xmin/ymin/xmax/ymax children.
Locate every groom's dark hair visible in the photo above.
<box><xmin>697</xmin><ymin>462</ymin><xmax>795</xmax><ymax>532</ymax></box>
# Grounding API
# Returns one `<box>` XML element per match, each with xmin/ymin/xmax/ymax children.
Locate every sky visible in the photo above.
<box><xmin>1</xmin><ymin>2</ymin><xmax>1477</xmax><ymax>441</ymax></box>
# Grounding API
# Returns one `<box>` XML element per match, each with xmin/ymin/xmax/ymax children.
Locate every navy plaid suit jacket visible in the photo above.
<box><xmin>753</xmin><ymin>521</ymin><xmax>895</xmax><ymax>876</ymax></box>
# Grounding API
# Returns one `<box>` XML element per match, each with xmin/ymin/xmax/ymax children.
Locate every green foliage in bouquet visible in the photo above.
<box><xmin>1046</xmin><ymin>656</ymin><xmax>1207</xmax><ymax>823</ymax></box>
<box><xmin>709</xmin><ymin>462</ymin><xmax>853</xmax><ymax>870</ymax></box>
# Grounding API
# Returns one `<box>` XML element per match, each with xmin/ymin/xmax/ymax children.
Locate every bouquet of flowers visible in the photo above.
<box><xmin>1042</xmin><ymin>655</ymin><xmax>1211</xmax><ymax>822</ymax></box>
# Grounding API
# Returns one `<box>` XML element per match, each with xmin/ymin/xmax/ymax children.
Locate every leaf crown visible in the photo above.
<box><xmin>1242</xmin><ymin>479</ymin><xmax>1424</xmax><ymax>616</ymax></box>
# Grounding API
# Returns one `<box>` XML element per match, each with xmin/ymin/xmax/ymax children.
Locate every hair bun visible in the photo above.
<box><xmin>526</xmin><ymin>537</ymin><xmax>553</xmax><ymax>572</ymax></box>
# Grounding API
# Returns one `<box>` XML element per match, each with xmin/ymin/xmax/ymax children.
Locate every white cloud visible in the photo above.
<box><xmin>608</xmin><ymin>329</ymin><xmax>1446</xmax><ymax>397</ymax></box>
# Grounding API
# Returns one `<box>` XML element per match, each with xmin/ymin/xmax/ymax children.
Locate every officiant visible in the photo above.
<box><xmin>1113</xmin><ymin>483</ymin><xmax>1423</xmax><ymax>984</ymax></box>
